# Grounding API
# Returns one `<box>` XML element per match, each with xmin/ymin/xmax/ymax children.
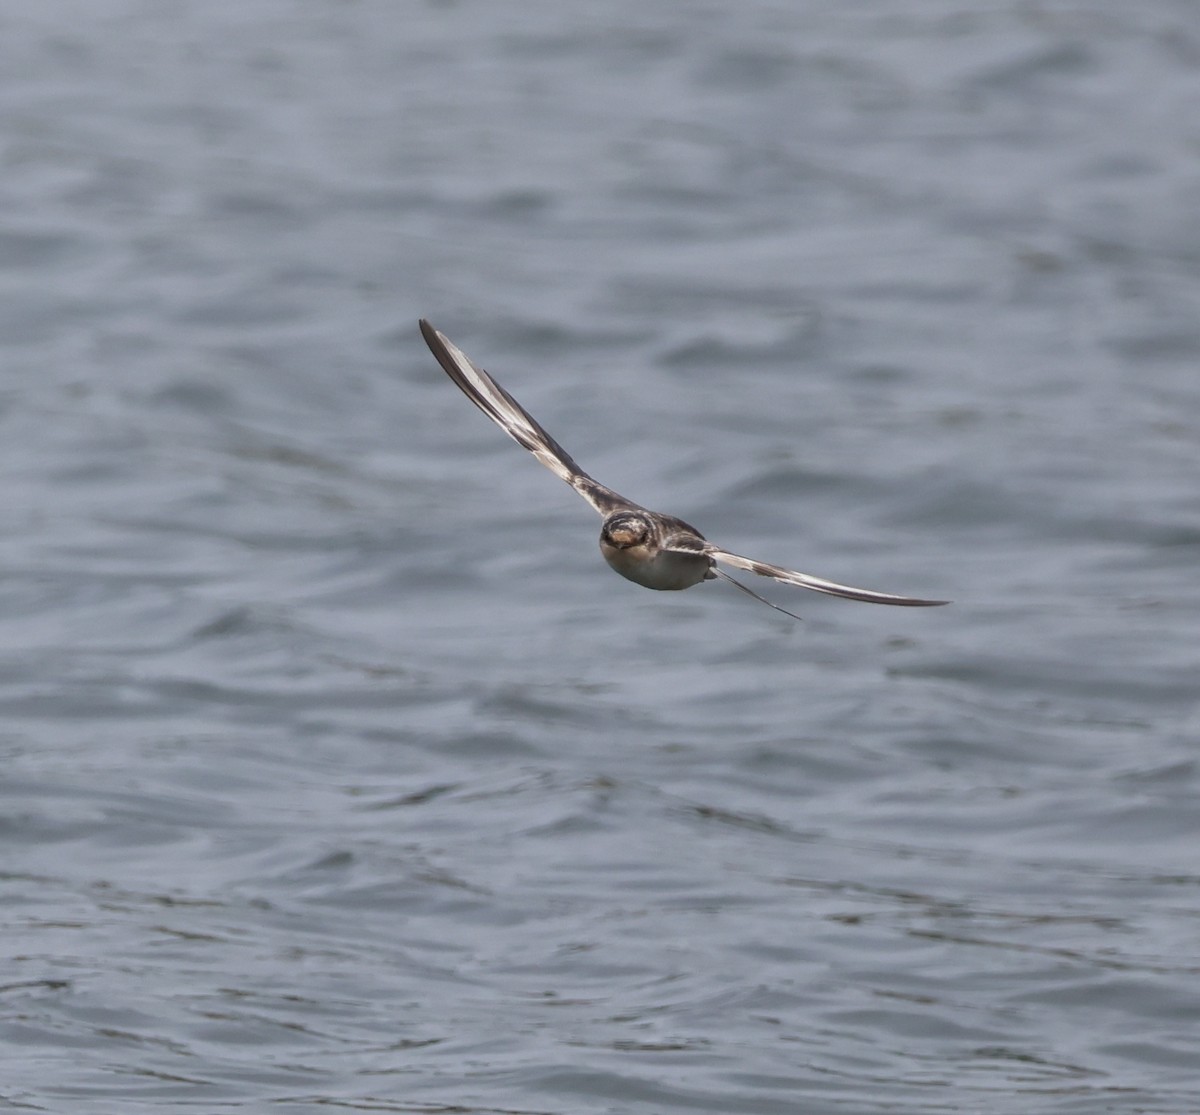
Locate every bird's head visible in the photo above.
<box><xmin>601</xmin><ymin>511</ymin><xmax>651</xmax><ymax>550</ymax></box>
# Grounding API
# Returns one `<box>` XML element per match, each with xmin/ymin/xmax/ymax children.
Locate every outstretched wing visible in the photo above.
<box><xmin>706</xmin><ymin>547</ymin><xmax>950</xmax><ymax>607</ymax></box>
<box><xmin>420</xmin><ymin>319</ymin><xmax>636</xmax><ymax>516</ymax></box>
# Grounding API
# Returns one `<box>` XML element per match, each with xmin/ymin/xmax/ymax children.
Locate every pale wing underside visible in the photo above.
<box><xmin>420</xmin><ymin>319</ymin><xmax>636</xmax><ymax>517</ymax></box>
<box><xmin>706</xmin><ymin>548</ymin><xmax>950</xmax><ymax>607</ymax></box>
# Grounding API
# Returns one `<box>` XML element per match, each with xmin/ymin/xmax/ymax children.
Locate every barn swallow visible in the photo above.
<box><xmin>420</xmin><ymin>319</ymin><xmax>948</xmax><ymax>621</ymax></box>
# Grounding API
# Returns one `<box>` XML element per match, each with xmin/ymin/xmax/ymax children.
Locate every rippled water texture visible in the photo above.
<box><xmin>3</xmin><ymin>1</ymin><xmax>1200</xmax><ymax>1112</ymax></box>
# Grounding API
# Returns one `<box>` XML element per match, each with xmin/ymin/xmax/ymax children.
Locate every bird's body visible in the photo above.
<box><xmin>599</xmin><ymin>510</ymin><xmax>715</xmax><ymax>590</ymax></box>
<box><xmin>419</xmin><ymin>319</ymin><xmax>948</xmax><ymax>621</ymax></box>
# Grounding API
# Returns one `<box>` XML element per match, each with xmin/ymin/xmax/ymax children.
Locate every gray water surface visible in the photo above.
<box><xmin>4</xmin><ymin>2</ymin><xmax>1200</xmax><ymax>1112</ymax></box>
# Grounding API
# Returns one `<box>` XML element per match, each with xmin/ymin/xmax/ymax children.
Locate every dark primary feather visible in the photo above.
<box><xmin>420</xmin><ymin>319</ymin><xmax>633</xmax><ymax>516</ymax></box>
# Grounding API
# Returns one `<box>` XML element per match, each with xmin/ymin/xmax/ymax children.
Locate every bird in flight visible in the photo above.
<box><xmin>420</xmin><ymin>319</ymin><xmax>948</xmax><ymax>621</ymax></box>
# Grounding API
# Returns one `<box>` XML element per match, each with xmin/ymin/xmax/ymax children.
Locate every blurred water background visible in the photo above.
<box><xmin>3</xmin><ymin>1</ymin><xmax>1200</xmax><ymax>1112</ymax></box>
